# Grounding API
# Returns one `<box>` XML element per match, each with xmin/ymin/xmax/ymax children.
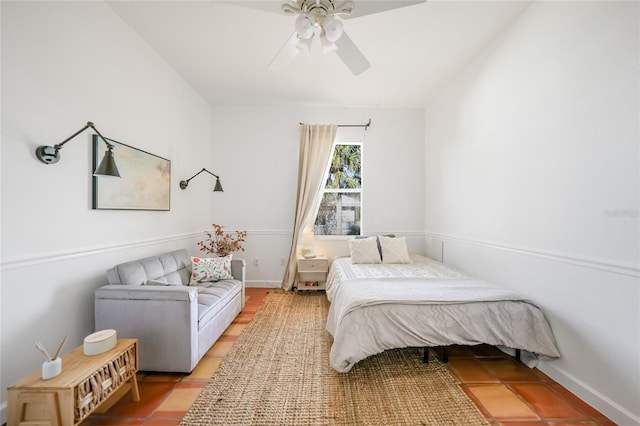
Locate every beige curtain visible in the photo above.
<box><xmin>282</xmin><ymin>124</ymin><xmax>337</xmax><ymax>291</ymax></box>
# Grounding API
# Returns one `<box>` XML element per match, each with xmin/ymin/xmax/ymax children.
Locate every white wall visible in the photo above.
<box><xmin>0</xmin><ymin>2</ymin><xmax>215</xmax><ymax>422</ymax></box>
<box><xmin>424</xmin><ymin>1</ymin><xmax>639</xmax><ymax>424</ymax></box>
<box><xmin>210</xmin><ymin>106</ymin><xmax>425</xmax><ymax>285</ymax></box>
<box><xmin>0</xmin><ymin>3</ymin><xmax>427</xmax><ymax>421</ymax></box>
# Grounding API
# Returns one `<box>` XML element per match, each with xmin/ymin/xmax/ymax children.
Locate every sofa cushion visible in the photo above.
<box><xmin>164</xmin><ymin>270</ymin><xmax>190</xmax><ymax>285</ymax></box>
<box><xmin>145</xmin><ymin>278</ymin><xmax>183</xmax><ymax>286</ymax></box>
<box><xmin>113</xmin><ymin>258</ymin><xmax>163</xmax><ymax>285</ymax></box>
<box><xmin>107</xmin><ymin>250</ymin><xmax>191</xmax><ymax>285</ymax></box>
<box><xmin>195</xmin><ymin>279</ymin><xmax>242</xmax><ymax>328</ymax></box>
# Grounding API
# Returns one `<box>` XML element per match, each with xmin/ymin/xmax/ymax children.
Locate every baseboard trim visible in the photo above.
<box><xmin>246</xmin><ymin>280</ymin><xmax>281</xmax><ymax>289</ymax></box>
<box><xmin>539</xmin><ymin>362</ymin><xmax>640</xmax><ymax>425</ymax></box>
<box><xmin>0</xmin><ymin>232</ymin><xmax>201</xmax><ymax>271</ymax></box>
<box><xmin>426</xmin><ymin>232</ymin><xmax>639</xmax><ymax>278</ymax></box>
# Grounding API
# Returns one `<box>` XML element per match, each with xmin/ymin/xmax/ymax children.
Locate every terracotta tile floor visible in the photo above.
<box><xmin>81</xmin><ymin>288</ymin><xmax>615</xmax><ymax>426</ymax></box>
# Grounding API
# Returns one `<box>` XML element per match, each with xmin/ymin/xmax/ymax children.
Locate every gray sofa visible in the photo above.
<box><xmin>94</xmin><ymin>249</ymin><xmax>245</xmax><ymax>373</ymax></box>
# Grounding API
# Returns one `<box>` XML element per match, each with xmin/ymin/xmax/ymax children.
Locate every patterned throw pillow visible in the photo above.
<box><xmin>348</xmin><ymin>237</ymin><xmax>382</xmax><ymax>264</ymax></box>
<box><xmin>379</xmin><ymin>236</ymin><xmax>412</xmax><ymax>264</ymax></box>
<box><xmin>190</xmin><ymin>255</ymin><xmax>233</xmax><ymax>284</ymax></box>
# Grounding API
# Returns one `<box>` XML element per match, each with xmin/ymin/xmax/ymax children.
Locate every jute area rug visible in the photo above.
<box><xmin>181</xmin><ymin>291</ymin><xmax>489</xmax><ymax>425</ymax></box>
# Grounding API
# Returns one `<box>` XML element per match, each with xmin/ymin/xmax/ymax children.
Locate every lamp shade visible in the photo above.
<box><xmin>324</xmin><ymin>16</ymin><xmax>344</xmax><ymax>42</ymax></box>
<box><xmin>295</xmin><ymin>36</ymin><xmax>313</xmax><ymax>54</ymax></box>
<box><xmin>93</xmin><ymin>146</ymin><xmax>121</xmax><ymax>177</ymax></box>
<box><xmin>213</xmin><ymin>177</ymin><xmax>224</xmax><ymax>192</ymax></box>
<box><xmin>320</xmin><ymin>35</ymin><xmax>338</xmax><ymax>53</ymax></box>
<box><xmin>295</xmin><ymin>15</ymin><xmax>314</xmax><ymax>39</ymax></box>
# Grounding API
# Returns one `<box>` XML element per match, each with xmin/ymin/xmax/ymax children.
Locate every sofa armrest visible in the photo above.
<box><xmin>95</xmin><ymin>284</ymin><xmax>196</xmax><ymax>302</ymax></box>
<box><xmin>231</xmin><ymin>259</ymin><xmax>246</xmax><ymax>307</ymax></box>
<box><xmin>95</xmin><ymin>284</ymin><xmax>199</xmax><ymax>372</ymax></box>
<box><xmin>231</xmin><ymin>259</ymin><xmax>245</xmax><ymax>283</ymax></box>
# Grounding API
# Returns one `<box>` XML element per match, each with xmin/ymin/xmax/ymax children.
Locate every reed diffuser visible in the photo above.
<box><xmin>36</xmin><ymin>335</ymin><xmax>67</xmax><ymax>380</ymax></box>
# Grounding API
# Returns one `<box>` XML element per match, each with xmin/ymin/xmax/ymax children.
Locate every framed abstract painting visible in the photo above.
<box><xmin>92</xmin><ymin>135</ymin><xmax>171</xmax><ymax>210</ymax></box>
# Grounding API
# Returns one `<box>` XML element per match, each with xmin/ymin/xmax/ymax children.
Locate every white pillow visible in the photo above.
<box><xmin>379</xmin><ymin>236</ymin><xmax>412</xmax><ymax>264</ymax></box>
<box><xmin>348</xmin><ymin>237</ymin><xmax>382</xmax><ymax>264</ymax></box>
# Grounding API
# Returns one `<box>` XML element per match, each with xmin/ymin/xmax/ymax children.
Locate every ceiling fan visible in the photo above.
<box><xmin>235</xmin><ymin>0</ymin><xmax>426</xmax><ymax>76</ymax></box>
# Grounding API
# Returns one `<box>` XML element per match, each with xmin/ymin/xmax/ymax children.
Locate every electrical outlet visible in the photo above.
<box><xmin>253</xmin><ymin>259</ymin><xmax>259</xmax><ymax>267</ymax></box>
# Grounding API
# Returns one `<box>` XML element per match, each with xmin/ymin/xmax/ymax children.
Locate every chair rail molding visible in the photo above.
<box><xmin>1</xmin><ymin>229</ymin><xmax>429</xmax><ymax>272</ymax></box>
<box><xmin>0</xmin><ymin>232</ymin><xmax>202</xmax><ymax>271</ymax></box>
<box><xmin>426</xmin><ymin>232</ymin><xmax>640</xmax><ymax>278</ymax></box>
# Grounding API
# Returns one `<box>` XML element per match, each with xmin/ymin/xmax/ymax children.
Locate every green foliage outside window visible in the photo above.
<box><xmin>315</xmin><ymin>144</ymin><xmax>362</xmax><ymax>236</ymax></box>
<box><xmin>325</xmin><ymin>145</ymin><xmax>361</xmax><ymax>189</ymax></box>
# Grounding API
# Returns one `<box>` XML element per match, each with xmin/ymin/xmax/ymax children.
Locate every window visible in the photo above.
<box><xmin>314</xmin><ymin>143</ymin><xmax>362</xmax><ymax>236</ymax></box>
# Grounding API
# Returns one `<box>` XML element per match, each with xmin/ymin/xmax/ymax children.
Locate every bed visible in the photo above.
<box><xmin>325</xmin><ymin>238</ymin><xmax>560</xmax><ymax>373</ymax></box>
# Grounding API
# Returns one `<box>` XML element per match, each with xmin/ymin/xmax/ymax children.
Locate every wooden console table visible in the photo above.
<box><xmin>7</xmin><ymin>338</ymin><xmax>139</xmax><ymax>426</ymax></box>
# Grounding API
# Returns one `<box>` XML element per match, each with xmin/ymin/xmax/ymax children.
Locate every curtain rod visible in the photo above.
<box><xmin>299</xmin><ymin>118</ymin><xmax>372</xmax><ymax>130</ymax></box>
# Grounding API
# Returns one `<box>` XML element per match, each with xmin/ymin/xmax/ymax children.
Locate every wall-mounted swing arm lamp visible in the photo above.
<box><xmin>179</xmin><ymin>168</ymin><xmax>223</xmax><ymax>192</ymax></box>
<box><xmin>35</xmin><ymin>121</ymin><xmax>121</xmax><ymax>177</ymax></box>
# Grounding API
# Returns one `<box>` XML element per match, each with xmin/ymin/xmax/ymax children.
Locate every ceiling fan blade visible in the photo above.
<box><xmin>335</xmin><ymin>31</ymin><xmax>370</xmax><ymax>75</ymax></box>
<box><xmin>344</xmin><ymin>0</ymin><xmax>426</xmax><ymax>19</ymax></box>
<box><xmin>268</xmin><ymin>32</ymin><xmax>300</xmax><ymax>71</ymax></box>
<box><xmin>225</xmin><ymin>1</ymin><xmax>298</xmax><ymax>15</ymax></box>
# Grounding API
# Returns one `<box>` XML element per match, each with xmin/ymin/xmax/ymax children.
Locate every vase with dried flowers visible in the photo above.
<box><xmin>197</xmin><ymin>224</ymin><xmax>247</xmax><ymax>257</ymax></box>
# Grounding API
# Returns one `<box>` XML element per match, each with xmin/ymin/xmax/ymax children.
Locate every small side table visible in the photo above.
<box><xmin>297</xmin><ymin>256</ymin><xmax>328</xmax><ymax>291</ymax></box>
<box><xmin>7</xmin><ymin>338</ymin><xmax>139</xmax><ymax>426</ymax></box>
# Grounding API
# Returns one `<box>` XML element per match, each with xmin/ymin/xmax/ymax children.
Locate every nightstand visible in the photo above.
<box><xmin>297</xmin><ymin>256</ymin><xmax>329</xmax><ymax>291</ymax></box>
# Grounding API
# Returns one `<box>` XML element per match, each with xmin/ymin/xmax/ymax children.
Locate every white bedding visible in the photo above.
<box><xmin>326</xmin><ymin>255</ymin><xmax>561</xmax><ymax>373</ymax></box>
<box><xmin>325</xmin><ymin>254</ymin><xmax>468</xmax><ymax>302</ymax></box>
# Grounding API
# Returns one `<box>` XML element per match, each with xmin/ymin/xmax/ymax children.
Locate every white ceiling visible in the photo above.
<box><xmin>107</xmin><ymin>0</ymin><xmax>532</xmax><ymax>108</ymax></box>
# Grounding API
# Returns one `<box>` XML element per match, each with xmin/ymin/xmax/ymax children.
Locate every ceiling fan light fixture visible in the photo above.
<box><xmin>320</xmin><ymin>35</ymin><xmax>338</xmax><ymax>53</ymax></box>
<box><xmin>313</xmin><ymin>21</ymin><xmax>322</xmax><ymax>37</ymax></box>
<box><xmin>267</xmin><ymin>0</ymin><xmax>426</xmax><ymax>76</ymax></box>
<box><xmin>296</xmin><ymin>36</ymin><xmax>313</xmax><ymax>54</ymax></box>
<box><xmin>295</xmin><ymin>15</ymin><xmax>314</xmax><ymax>39</ymax></box>
<box><xmin>323</xmin><ymin>16</ymin><xmax>344</xmax><ymax>42</ymax></box>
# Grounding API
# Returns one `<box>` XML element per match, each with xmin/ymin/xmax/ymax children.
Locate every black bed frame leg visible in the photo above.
<box><xmin>515</xmin><ymin>348</ymin><xmax>521</xmax><ymax>362</ymax></box>
<box><xmin>423</xmin><ymin>347</ymin><xmax>449</xmax><ymax>364</ymax></box>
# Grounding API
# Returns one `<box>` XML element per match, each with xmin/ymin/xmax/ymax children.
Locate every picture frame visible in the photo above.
<box><xmin>92</xmin><ymin>135</ymin><xmax>171</xmax><ymax>210</ymax></box>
